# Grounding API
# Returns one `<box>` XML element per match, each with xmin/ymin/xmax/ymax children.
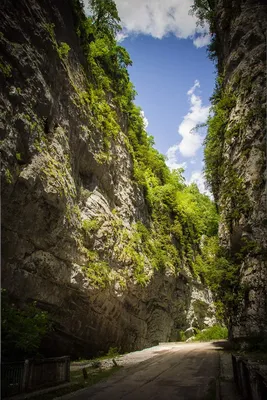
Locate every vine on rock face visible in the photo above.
<box><xmin>204</xmin><ymin>80</ymin><xmax>237</xmax><ymax>203</ymax></box>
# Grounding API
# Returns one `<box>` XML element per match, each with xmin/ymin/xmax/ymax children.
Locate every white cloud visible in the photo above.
<box><xmin>116</xmin><ymin>31</ymin><xmax>129</xmax><ymax>43</ymax></box>
<box><xmin>166</xmin><ymin>81</ymin><xmax>209</xmax><ymax>170</ymax></box>
<box><xmin>188</xmin><ymin>170</ymin><xmax>212</xmax><ymax>198</ymax></box>
<box><xmin>106</xmin><ymin>0</ymin><xmax>208</xmax><ymax>47</ymax></box>
<box><xmin>140</xmin><ymin>110</ymin><xmax>149</xmax><ymax>129</ymax></box>
<box><xmin>193</xmin><ymin>34</ymin><xmax>211</xmax><ymax>48</ymax></box>
<box><xmin>166</xmin><ymin>144</ymin><xmax>187</xmax><ymax>171</ymax></box>
<box><xmin>83</xmin><ymin>0</ymin><xmax>210</xmax><ymax>47</ymax></box>
<box><xmin>177</xmin><ymin>80</ymin><xmax>210</xmax><ymax>158</ymax></box>
<box><xmin>187</xmin><ymin>79</ymin><xmax>200</xmax><ymax>96</ymax></box>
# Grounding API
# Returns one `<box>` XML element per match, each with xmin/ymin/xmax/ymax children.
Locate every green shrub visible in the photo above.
<box><xmin>82</xmin><ymin>255</ymin><xmax>111</xmax><ymax>288</ymax></box>
<box><xmin>58</xmin><ymin>42</ymin><xmax>70</xmax><ymax>59</ymax></box>
<box><xmin>0</xmin><ymin>56</ymin><xmax>12</xmax><ymax>77</ymax></box>
<box><xmin>1</xmin><ymin>289</ymin><xmax>50</xmax><ymax>359</ymax></box>
<box><xmin>5</xmin><ymin>168</ymin><xmax>13</xmax><ymax>184</ymax></box>
<box><xmin>82</xmin><ymin>218</ymin><xmax>101</xmax><ymax>233</ymax></box>
<box><xmin>16</xmin><ymin>152</ymin><xmax>22</xmax><ymax>161</ymax></box>
<box><xmin>177</xmin><ymin>330</ymin><xmax>186</xmax><ymax>342</ymax></box>
<box><xmin>106</xmin><ymin>346</ymin><xmax>119</xmax><ymax>357</ymax></box>
<box><xmin>193</xmin><ymin>325</ymin><xmax>228</xmax><ymax>342</ymax></box>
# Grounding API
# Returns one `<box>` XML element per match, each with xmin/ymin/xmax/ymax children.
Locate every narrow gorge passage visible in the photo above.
<box><xmin>1</xmin><ymin>0</ymin><xmax>266</xmax><ymax>389</ymax></box>
<box><xmin>66</xmin><ymin>342</ymin><xmax>237</xmax><ymax>400</ymax></box>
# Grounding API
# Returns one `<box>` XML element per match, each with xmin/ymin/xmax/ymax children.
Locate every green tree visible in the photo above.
<box><xmin>1</xmin><ymin>290</ymin><xmax>50</xmax><ymax>360</ymax></box>
<box><xmin>189</xmin><ymin>0</ymin><xmax>215</xmax><ymax>28</ymax></box>
<box><xmin>190</xmin><ymin>0</ymin><xmax>219</xmax><ymax>62</ymax></box>
<box><xmin>89</xmin><ymin>0</ymin><xmax>121</xmax><ymax>39</ymax></box>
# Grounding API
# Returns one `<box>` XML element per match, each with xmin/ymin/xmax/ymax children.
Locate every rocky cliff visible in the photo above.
<box><xmin>0</xmin><ymin>0</ymin><xmax>217</xmax><ymax>358</ymax></box>
<box><xmin>206</xmin><ymin>0</ymin><xmax>267</xmax><ymax>346</ymax></box>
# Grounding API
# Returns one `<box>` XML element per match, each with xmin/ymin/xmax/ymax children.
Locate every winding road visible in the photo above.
<box><xmin>66</xmin><ymin>342</ymin><xmax>239</xmax><ymax>400</ymax></box>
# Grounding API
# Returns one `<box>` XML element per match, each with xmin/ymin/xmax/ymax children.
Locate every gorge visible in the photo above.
<box><xmin>1</xmin><ymin>0</ymin><xmax>266</xmax><ymax>360</ymax></box>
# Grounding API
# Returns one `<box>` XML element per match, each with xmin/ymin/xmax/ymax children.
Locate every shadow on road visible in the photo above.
<box><xmin>211</xmin><ymin>340</ymin><xmax>233</xmax><ymax>351</ymax></box>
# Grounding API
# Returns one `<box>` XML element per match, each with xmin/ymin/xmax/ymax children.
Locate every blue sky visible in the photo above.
<box><xmin>122</xmin><ymin>34</ymin><xmax>215</xmax><ymax>193</ymax></box>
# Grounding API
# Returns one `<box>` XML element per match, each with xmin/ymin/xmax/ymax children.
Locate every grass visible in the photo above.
<box><xmin>71</xmin><ymin>347</ymin><xmax>121</xmax><ymax>365</ymax></box>
<box><xmin>27</xmin><ymin>366</ymin><xmax>121</xmax><ymax>400</ymax></box>
<box><xmin>193</xmin><ymin>325</ymin><xmax>228</xmax><ymax>342</ymax></box>
<box><xmin>70</xmin><ymin>366</ymin><xmax>121</xmax><ymax>386</ymax></box>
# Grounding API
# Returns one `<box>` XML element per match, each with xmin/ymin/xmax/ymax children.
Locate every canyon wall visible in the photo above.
<box><xmin>213</xmin><ymin>0</ymin><xmax>267</xmax><ymax>346</ymax></box>
<box><xmin>0</xmin><ymin>0</ymin><xmax>216</xmax><ymax>357</ymax></box>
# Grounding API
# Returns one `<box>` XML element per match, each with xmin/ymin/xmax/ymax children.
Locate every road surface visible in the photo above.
<box><xmin>65</xmin><ymin>341</ymin><xmax>238</xmax><ymax>400</ymax></box>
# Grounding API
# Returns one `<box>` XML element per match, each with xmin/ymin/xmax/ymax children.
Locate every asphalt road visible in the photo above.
<box><xmin>66</xmin><ymin>342</ymin><xmax>229</xmax><ymax>400</ymax></box>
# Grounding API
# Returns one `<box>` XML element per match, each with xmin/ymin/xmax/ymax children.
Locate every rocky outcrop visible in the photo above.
<box><xmin>214</xmin><ymin>0</ymin><xmax>267</xmax><ymax>346</ymax></box>
<box><xmin>0</xmin><ymin>0</ymin><xmax>216</xmax><ymax>357</ymax></box>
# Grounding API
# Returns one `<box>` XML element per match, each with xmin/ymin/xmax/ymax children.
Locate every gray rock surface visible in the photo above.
<box><xmin>214</xmin><ymin>0</ymin><xmax>267</xmax><ymax>345</ymax></box>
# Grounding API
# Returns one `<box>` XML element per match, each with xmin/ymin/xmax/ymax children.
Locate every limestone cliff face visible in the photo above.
<box><xmin>214</xmin><ymin>0</ymin><xmax>267</xmax><ymax>345</ymax></box>
<box><xmin>0</xmin><ymin>0</ymin><xmax>215</xmax><ymax>357</ymax></box>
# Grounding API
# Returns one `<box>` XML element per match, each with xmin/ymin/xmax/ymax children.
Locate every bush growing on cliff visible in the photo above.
<box><xmin>58</xmin><ymin>42</ymin><xmax>70</xmax><ymax>60</ymax></box>
<box><xmin>82</xmin><ymin>218</ymin><xmax>102</xmax><ymax>233</ymax></box>
<box><xmin>193</xmin><ymin>236</ymin><xmax>241</xmax><ymax>318</ymax></box>
<box><xmin>204</xmin><ymin>85</ymin><xmax>237</xmax><ymax>202</ymax></box>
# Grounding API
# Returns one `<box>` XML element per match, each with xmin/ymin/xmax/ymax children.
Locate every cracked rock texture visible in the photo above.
<box><xmin>215</xmin><ymin>0</ymin><xmax>267</xmax><ymax>345</ymax></box>
<box><xmin>0</xmin><ymin>0</ymin><xmax>216</xmax><ymax>357</ymax></box>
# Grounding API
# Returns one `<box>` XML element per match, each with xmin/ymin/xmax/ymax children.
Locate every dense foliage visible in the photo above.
<box><xmin>192</xmin><ymin>236</ymin><xmax>241</xmax><ymax>323</ymax></box>
<box><xmin>204</xmin><ymin>78</ymin><xmax>237</xmax><ymax>202</ymax></box>
<box><xmin>1</xmin><ymin>290</ymin><xmax>50</xmax><ymax>360</ymax></box>
<box><xmin>193</xmin><ymin>325</ymin><xmax>228</xmax><ymax>341</ymax></box>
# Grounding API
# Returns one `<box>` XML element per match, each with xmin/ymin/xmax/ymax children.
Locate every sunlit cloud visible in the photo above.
<box><xmin>166</xmin><ymin>143</ymin><xmax>188</xmax><ymax>170</ymax></box>
<box><xmin>140</xmin><ymin>110</ymin><xmax>149</xmax><ymax>129</ymax></box>
<box><xmin>177</xmin><ymin>80</ymin><xmax>210</xmax><ymax>158</ymax></box>
<box><xmin>188</xmin><ymin>170</ymin><xmax>212</xmax><ymax>198</ymax></box>
<box><xmin>193</xmin><ymin>34</ymin><xmax>211</xmax><ymax>48</ymax></box>
<box><xmin>85</xmin><ymin>0</ymin><xmax>210</xmax><ymax>47</ymax></box>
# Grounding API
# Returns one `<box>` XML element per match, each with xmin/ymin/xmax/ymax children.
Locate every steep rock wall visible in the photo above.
<box><xmin>0</xmin><ymin>0</ymin><xmax>216</xmax><ymax>357</ymax></box>
<box><xmin>214</xmin><ymin>0</ymin><xmax>267</xmax><ymax>345</ymax></box>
